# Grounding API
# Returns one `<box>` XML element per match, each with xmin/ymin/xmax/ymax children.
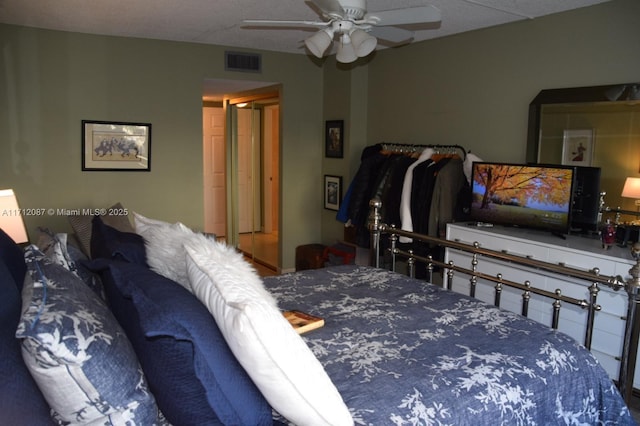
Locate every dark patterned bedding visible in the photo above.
<box><xmin>264</xmin><ymin>265</ymin><xmax>635</xmax><ymax>425</ymax></box>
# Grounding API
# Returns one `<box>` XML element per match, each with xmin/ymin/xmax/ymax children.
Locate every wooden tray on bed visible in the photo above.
<box><xmin>283</xmin><ymin>310</ymin><xmax>325</xmax><ymax>334</ymax></box>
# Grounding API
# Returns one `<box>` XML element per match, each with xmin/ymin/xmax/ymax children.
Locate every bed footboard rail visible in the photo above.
<box><xmin>388</xmin><ymin>239</ymin><xmax>597</xmax><ymax>329</ymax></box>
<box><xmin>368</xmin><ymin>198</ymin><xmax>640</xmax><ymax>403</ymax></box>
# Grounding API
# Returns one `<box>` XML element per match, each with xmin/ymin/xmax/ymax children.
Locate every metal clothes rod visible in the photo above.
<box><xmin>379</xmin><ymin>143</ymin><xmax>468</xmax><ymax>159</ymax></box>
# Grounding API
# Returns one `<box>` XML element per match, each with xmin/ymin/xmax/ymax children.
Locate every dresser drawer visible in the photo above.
<box><xmin>547</xmin><ymin>247</ymin><xmax>618</xmax><ymax>276</ymax></box>
<box><xmin>447</xmin><ymin>226</ymin><xmax>549</xmax><ymax>262</ymax></box>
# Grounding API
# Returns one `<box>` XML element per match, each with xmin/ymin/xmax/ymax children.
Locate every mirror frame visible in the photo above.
<box><xmin>526</xmin><ymin>82</ymin><xmax>638</xmax><ymax>163</ymax></box>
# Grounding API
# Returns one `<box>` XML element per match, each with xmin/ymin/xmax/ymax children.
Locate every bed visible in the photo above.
<box><xmin>265</xmin><ymin>264</ymin><xmax>634</xmax><ymax>425</ymax></box>
<box><xmin>2</xmin><ymin>203</ymin><xmax>637</xmax><ymax>425</ymax></box>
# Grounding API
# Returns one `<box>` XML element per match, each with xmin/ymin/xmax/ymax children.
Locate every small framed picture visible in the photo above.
<box><xmin>324</xmin><ymin>175</ymin><xmax>342</xmax><ymax>211</ymax></box>
<box><xmin>82</xmin><ymin>120</ymin><xmax>151</xmax><ymax>171</ymax></box>
<box><xmin>325</xmin><ymin>120</ymin><xmax>344</xmax><ymax>158</ymax></box>
<box><xmin>561</xmin><ymin>129</ymin><xmax>594</xmax><ymax>166</ymax></box>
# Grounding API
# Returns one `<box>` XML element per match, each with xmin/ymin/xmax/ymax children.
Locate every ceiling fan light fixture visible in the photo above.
<box><xmin>305</xmin><ymin>28</ymin><xmax>334</xmax><ymax>58</ymax></box>
<box><xmin>246</xmin><ymin>0</ymin><xmax>442</xmax><ymax>64</ymax></box>
<box><xmin>605</xmin><ymin>85</ymin><xmax>626</xmax><ymax>102</ymax></box>
<box><xmin>336</xmin><ymin>34</ymin><xmax>357</xmax><ymax>63</ymax></box>
<box><xmin>350</xmin><ymin>28</ymin><xmax>377</xmax><ymax>57</ymax></box>
<box><xmin>628</xmin><ymin>85</ymin><xmax>640</xmax><ymax>101</ymax></box>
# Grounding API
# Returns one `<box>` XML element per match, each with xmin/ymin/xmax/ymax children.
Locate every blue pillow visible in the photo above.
<box><xmin>0</xmin><ymin>228</ymin><xmax>27</xmax><ymax>291</ymax></box>
<box><xmin>16</xmin><ymin>246</ymin><xmax>163</xmax><ymax>424</ymax></box>
<box><xmin>36</xmin><ymin>227</ymin><xmax>105</xmax><ymax>299</ymax></box>
<box><xmin>90</xmin><ymin>215</ymin><xmax>147</xmax><ymax>265</ymax></box>
<box><xmin>99</xmin><ymin>260</ymin><xmax>272</xmax><ymax>425</ymax></box>
<box><xmin>0</xmin><ymin>259</ymin><xmax>54</xmax><ymax>424</ymax></box>
<box><xmin>98</xmin><ymin>262</ymin><xmax>220</xmax><ymax>425</ymax></box>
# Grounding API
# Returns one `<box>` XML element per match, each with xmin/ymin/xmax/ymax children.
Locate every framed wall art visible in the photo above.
<box><xmin>82</xmin><ymin>120</ymin><xmax>152</xmax><ymax>171</ymax></box>
<box><xmin>561</xmin><ymin>129</ymin><xmax>593</xmax><ymax>166</ymax></box>
<box><xmin>324</xmin><ymin>175</ymin><xmax>342</xmax><ymax>211</ymax></box>
<box><xmin>325</xmin><ymin>120</ymin><xmax>344</xmax><ymax>158</ymax></box>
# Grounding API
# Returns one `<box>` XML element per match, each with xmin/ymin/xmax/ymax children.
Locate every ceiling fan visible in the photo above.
<box><xmin>604</xmin><ymin>84</ymin><xmax>640</xmax><ymax>102</ymax></box>
<box><xmin>244</xmin><ymin>0</ymin><xmax>441</xmax><ymax>64</ymax></box>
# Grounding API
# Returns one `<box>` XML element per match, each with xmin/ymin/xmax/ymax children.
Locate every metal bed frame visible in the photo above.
<box><xmin>367</xmin><ymin>198</ymin><xmax>640</xmax><ymax>404</ymax></box>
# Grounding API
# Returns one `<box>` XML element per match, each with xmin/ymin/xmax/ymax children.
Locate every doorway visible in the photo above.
<box><xmin>203</xmin><ymin>90</ymin><xmax>280</xmax><ymax>271</ymax></box>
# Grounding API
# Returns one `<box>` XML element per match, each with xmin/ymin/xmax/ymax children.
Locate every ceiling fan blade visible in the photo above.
<box><xmin>310</xmin><ymin>0</ymin><xmax>345</xmax><ymax>17</ymax></box>
<box><xmin>365</xmin><ymin>5</ymin><xmax>441</xmax><ymax>26</ymax></box>
<box><xmin>243</xmin><ymin>19</ymin><xmax>328</xmax><ymax>28</ymax></box>
<box><xmin>369</xmin><ymin>26</ymin><xmax>414</xmax><ymax>43</ymax></box>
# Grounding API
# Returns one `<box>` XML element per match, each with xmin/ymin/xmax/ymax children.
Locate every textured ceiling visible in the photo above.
<box><xmin>0</xmin><ymin>0</ymin><xmax>611</xmax><ymax>100</ymax></box>
<box><xmin>0</xmin><ymin>0</ymin><xmax>611</xmax><ymax>55</ymax></box>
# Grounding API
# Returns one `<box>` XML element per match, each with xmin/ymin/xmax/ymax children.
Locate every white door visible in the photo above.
<box><xmin>203</xmin><ymin>107</ymin><xmax>226</xmax><ymax>237</ymax></box>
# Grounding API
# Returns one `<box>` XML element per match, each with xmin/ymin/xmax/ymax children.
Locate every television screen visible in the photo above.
<box><xmin>470</xmin><ymin>162</ymin><xmax>575</xmax><ymax>234</ymax></box>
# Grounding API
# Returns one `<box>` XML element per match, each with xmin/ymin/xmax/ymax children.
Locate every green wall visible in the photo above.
<box><xmin>319</xmin><ymin>57</ymin><xmax>371</xmax><ymax>245</ymax></box>
<box><xmin>2</xmin><ymin>0</ymin><xmax>639</xmax><ymax>269</ymax></box>
<box><xmin>0</xmin><ymin>24</ymin><xmax>323</xmax><ymax>270</ymax></box>
<box><xmin>318</xmin><ymin>0</ymin><xmax>640</xmax><ymax>245</ymax></box>
<box><xmin>365</xmin><ymin>0</ymin><xmax>640</xmax><ymax>161</ymax></box>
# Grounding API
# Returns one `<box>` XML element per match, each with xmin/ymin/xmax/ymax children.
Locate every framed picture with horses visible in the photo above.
<box><xmin>82</xmin><ymin>120</ymin><xmax>152</xmax><ymax>171</ymax></box>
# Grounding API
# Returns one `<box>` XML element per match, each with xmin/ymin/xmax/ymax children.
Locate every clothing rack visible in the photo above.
<box><xmin>341</xmin><ymin>142</ymin><xmax>474</xmax><ymax>249</ymax></box>
<box><xmin>379</xmin><ymin>143</ymin><xmax>468</xmax><ymax>160</ymax></box>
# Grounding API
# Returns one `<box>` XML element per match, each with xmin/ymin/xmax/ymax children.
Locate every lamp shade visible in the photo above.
<box><xmin>0</xmin><ymin>189</ymin><xmax>28</xmax><ymax>243</ymax></box>
<box><xmin>336</xmin><ymin>34</ymin><xmax>357</xmax><ymax>64</ymax></box>
<box><xmin>305</xmin><ymin>29</ymin><xmax>333</xmax><ymax>58</ymax></box>
<box><xmin>621</xmin><ymin>177</ymin><xmax>640</xmax><ymax>199</ymax></box>
<box><xmin>605</xmin><ymin>85</ymin><xmax>626</xmax><ymax>102</ymax></box>
<box><xmin>350</xmin><ymin>29</ymin><xmax>377</xmax><ymax>57</ymax></box>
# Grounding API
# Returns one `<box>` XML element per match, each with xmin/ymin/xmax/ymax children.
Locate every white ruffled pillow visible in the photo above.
<box><xmin>133</xmin><ymin>212</ymin><xmax>212</xmax><ymax>291</ymax></box>
<box><xmin>185</xmin><ymin>243</ymin><xmax>353</xmax><ymax>426</ymax></box>
<box><xmin>133</xmin><ymin>211</ymin><xmax>172</xmax><ymax>230</ymax></box>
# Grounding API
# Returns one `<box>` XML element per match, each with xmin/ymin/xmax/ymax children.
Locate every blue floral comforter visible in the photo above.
<box><xmin>264</xmin><ymin>265</ymin><xmax>635</xmax><ymax>425</ymax></box>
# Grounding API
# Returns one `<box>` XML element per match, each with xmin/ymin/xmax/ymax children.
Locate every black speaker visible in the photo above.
<box><xmin>571</xmin><ymin>166</ymin><xmax>601</xmax><ymax>232</ymax></box>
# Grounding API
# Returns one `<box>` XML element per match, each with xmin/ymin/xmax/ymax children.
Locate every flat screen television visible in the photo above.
<box><xmin>470</xmin><ymin>162</ymin><xmax>575</xmax><ymax>235</ymax></box>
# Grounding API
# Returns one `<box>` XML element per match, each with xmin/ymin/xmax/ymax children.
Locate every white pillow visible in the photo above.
<box><xmin>133</xmin><ymin>212</ymin><xmax>204</xmax><ymax>291</ymax></box>
<box><xmin>132</xmin><ymin>211</ymin><xmax>172</xmax><ymax>231</ymax></box>
<box><xmin>185</xmin><ymin>244</ymin><xmax>353</xmax><ymax>426</ymax></box>
<box><xmin>185</xmin><ymin>238</ymin><xmax>278</xmax><ymax>304</ymax></box>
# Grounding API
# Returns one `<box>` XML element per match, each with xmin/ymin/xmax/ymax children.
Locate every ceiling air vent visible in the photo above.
<box><xmin>225</xmin><ymin>51</ymin><xmax>262</xmax><ymax>73</ymax></box>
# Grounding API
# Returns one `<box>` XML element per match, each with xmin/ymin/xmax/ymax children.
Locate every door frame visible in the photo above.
<box><xmin>222</xmin><ymin>87</ymin><xmax>281</xmax><ymax>266</ymax></box>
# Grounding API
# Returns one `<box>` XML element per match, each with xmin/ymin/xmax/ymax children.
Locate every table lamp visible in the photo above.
<box><xmin>0</xmin><ymin>189</ymin><xmax>28</xmax><ymax>243</ymax></box>
<box><xmin>622</xmin><ymin>177</ymin><xmax>640</xmax><ymax>211</ymax></box>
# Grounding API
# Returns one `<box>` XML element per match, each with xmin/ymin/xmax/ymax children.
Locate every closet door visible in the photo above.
<box><xmin>203</xmin><ymin>106</ymin><xmax>226</xmax><ymax>237</ymax></box>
